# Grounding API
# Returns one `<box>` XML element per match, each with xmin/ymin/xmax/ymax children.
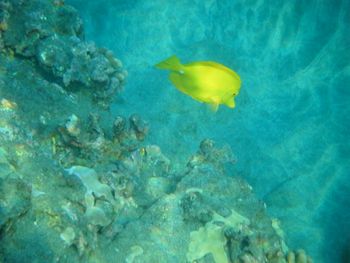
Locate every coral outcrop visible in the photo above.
<box><xmin>0</xmin><ymin>1</ymin><xmax>314</xmax><ymax>262</ymax></box>
<box><xmin>1</xmin><ymin>0</ymin><xmax>126</xmax><ymax>108</ymax></box>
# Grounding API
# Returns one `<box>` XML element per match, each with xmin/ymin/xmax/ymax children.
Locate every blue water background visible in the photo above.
<box><xmin>67</xmin><ymin>1</ymin><xmax>350</xmax><ymax>262</ymax></box>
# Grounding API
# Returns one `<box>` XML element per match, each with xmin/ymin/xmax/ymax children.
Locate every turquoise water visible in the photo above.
<box><xmin>1</xmin><ymin>0</ymin><xmax>349</xmax><ymax>261</ymax></box>
<box><xmin>66</xmin><ymin>1</ymin><xmax>350</xmax><ymax>262</ymax></box>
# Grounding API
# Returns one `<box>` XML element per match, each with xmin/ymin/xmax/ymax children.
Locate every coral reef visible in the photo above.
<box><xmin>0</xmin><ymin>0</ymin><xmax>126</xmax><ymax>108</ymax></box>
<box><xmin>0</xmin><ymin>0</ymin><xmax>314</xmax><ymax>263</ymax></box>
<box><xmin>186</xmin><ymin>210</ymin><xmax>250</xmax><ymax>263</ymax></box>
<box><xmin>108</xmin><ymin>140</ymin><xmax>314</xmax><ymax>262</ymax></box>
<box><xmin>52</xmin><ymin>112</ymin><xmax>149</xmax><ymax>167</ymax></box>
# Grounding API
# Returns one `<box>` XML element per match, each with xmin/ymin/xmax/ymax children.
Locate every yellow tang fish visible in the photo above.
<box><xmin>156</xmin><ymin>55</ymin><xmax>241</xmax><ymax>111</ymax></box>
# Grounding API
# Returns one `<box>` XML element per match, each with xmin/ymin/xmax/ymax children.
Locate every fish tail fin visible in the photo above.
<box><xmin>155</xmin><ymin>55</ymin><xmax>183</xmax><ymax>71</ymax></box>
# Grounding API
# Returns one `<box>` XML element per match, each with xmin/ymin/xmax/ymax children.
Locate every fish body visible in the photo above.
<box><xmin>156</xmin><ymin>55</ymin><xmax>241</xmax><ymax>111</ymax></box>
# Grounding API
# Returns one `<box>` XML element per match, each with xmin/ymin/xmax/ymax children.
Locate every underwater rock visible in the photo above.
<box><xmin>180</xmin><ymin>189</ymin><xmax>213</xmax><ymax>224</ymax></box>
<box><xmin>60</xmin><ymin>226</ymin><xmax>76</xmax><ymax>246</ymax></box>
<box><xmin>113</xmin><ymin>115</ymin><xmax>127</xmax><ymax>140</ymax></box>
<box><xmin>0</xmin><ymin>101</ymin><xmax>315</xmax><ymax>263</ymax></box>
<box><xmin>2</xmin><ymin>0</ymin><xmax>83</xmax><ymax>57</ymax></box>
<box><xmin>0</xmin><ymin>99</ymin><xmax>21</xmax><ymax>142</ymax></box>
<box><xmin>85</xmin><ymin>206</ymin><xmax>111</xmax><ymax>227</ymax></box>
<box><xmin>38</xmin><ymin>36</ymin><xmax>126</xmax><ymax>107</ymax></box>
<box><xmin>181</xmin><ymin>142</ymin><xmax>313</xmax><ymax>263</ymax></box>
<box><xmin>36</xmin><ymin>36</ymin><xmax>75</xmax><ymax>77</ymax></box>
<box><xmin>144</xmin><ymin>176</ymin><xmax>172</xmax><ymax>201</ymax></box>
<box><xmin>0</xmin><ymin>1</ymin><xmax>317</xmax><ymax>261</ymax></box>
<box><xmin>110</xmin><ymin>141</ymin><xmax>307</xmax><ymax>263</ymax></box>
<box><xmin>113</xmin><ymin>145</ymin><xmax>172</xmax><ymax>207</ymax></box>
<box><xmin>0</xmin><ymin>51</ymin><xmax>83</xmax><ymax>136</ymax></box>
<box><xmin>187</xmin><ymin>221</ymin><xmax>227</xmax><ymax>263</ymax></box>
<box><xmin>112</xmin><ymin>114</ymin><xmax>149</xmax><ymax>151</ymax></box>
<box><xmin>0</xmin><ymin>147</ymin><xmax>15</xmax><ymax>176</ymax></box>
<box><xmin>87</xmin><ymin>113</ymin><xmax>104</xmax><ymax>143</ymax></box>
<box><xmin>65</xmin><ymin>166</ymin><xmax>116</xmax><ymax>227</ymax></box>
<box><xmin>53</xmin><ymin>112</ymin><xmax>150</xmax><ymax>167</ymax></box>
<box><xmin>125</xmin><ymin>245</ymin><xmax>144</xmax><ymax>263</ymax></box>
<box><xmin>65</xmin><ymin>114</ymin><xmax>80</xmax><ymax>137</ymax></box>
<box><xmin>1</xmin><ymin>0</ymin><xmax>125</xmax><ymax>107</ymax></box>
<box><xmin>188</xmin><ymin>138</ymin><xmax>235</xmax><ymax>171</ymax></box>
<box><xmin>56</xmin><ymin>121</ymin><xmax>84</xmax><ymax>154</ymax></box>
<box><xmin>112</xmin><ymin>193</ymin><xmax>189</xmax><ymax>262</ymax></box>
<box><xmin>129</xmin><ymin>114</ymin><xmax>149</xmax><ymax>141</ymax></box>
<box><xmin>55</xmin><ymin>114</ymin><xmax>91</xmax><ymax>160</ymax></box>
<box><xmin>0</xmin><ymin>175</ymin><xmax>31</xmax><ymax>227</ymax></box>
<box><xmin>1</xmin><ymin>98</ymin><xmax>17</xmax><ymax>110</ymax></box>
<box><xmin>142</xmin><ymin>145</ymin><xmax>171</xmax><ymax>176</ymax></box>
<box><xmin>65</xmin><ymin>166</ymin><xmax>114</xmax><ymax>204</ymax></box>
<box><xmin>68</xmin><ymin>41</ymin><xmax>126</xmax><ymax>106</ymax></box>
<box><xmin>0</xmin><ymin>121</ymin><xmax>18</xmax><ymax>141</ymax></box>
<box><xmin>187</xmin><ymin>210</ymin><xmax>251</xmax><ymax>263</ymax></box>
<box><xmin>283</xmin><ymin>249</ymin><xmax>313</xmax><ymax>263</ymax></box>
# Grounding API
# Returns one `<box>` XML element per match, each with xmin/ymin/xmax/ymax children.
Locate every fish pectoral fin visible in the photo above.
<box><xmin>208</xmin><ymin>103</ymin><xmax>219</xmax><ymax>112</ymax></box>
<box><xmin>226</xmin><ymin>97</ymin><xmax>235</xmax><ymax>108</ymax></box>
<box><xmin>208</xmin><ymin>102</ymin><xmax>219</xmax><ymax>112</ymax></box>
<box><xmin>207</xmin><ymin>97</ymin><xmax>220</xmax><ymax>112</ymax></box>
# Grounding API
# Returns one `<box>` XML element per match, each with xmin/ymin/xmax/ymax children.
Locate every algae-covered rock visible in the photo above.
<box><xmin>65</xmin><ymin>165</ymin><xmax>116</xmax><ymax>226</ymax></box>
<box><xmin>2</xmin><ymin>0</ymin><xmax>83</xmax><ymax>57</ymax></box>
<box><xmin>1</xmin><ymin>0</ymin><xmax>125</xmax><ymax>107</ymax></box>
<box><xmin>187</xmin><ymin>211</ymin><xmax>250</xmax><ymax>263</ymax></box>
<box><xmin>180</xmin><ymin>189</ymin><xmax>213</xmax><ymax>224</ymax></box>
<box><xmin>60</xmin><ymin>226</ymin><xmax>76</xmax><ymax>246</ymax></box>
<box><xmin>85</xmin><ymin>206</ymin><xmax>111</xmax><ymax>227</ymax></box>
<box><xmin>0</xmin><ymin>0</ymin><xmax>315</xmax><ymax>262</ymax></box>
<box><xmin>66</xmin><ymin>165</ymin><xmax>114</xmax><ymax>203</ymax></box>
<box><xmin>109</xmin><ymin>141</ymin><xmax>297</xmax><ymax>263</ymax></box>
<box><xmin>0</xmin><ymin>147</ymin><xmax>14</xmax><ymax>176</ymax></box>
<box><xmin>0</xmin><ymin>175</ymin><xmax>31</xmax><ymax>227</ymax></box>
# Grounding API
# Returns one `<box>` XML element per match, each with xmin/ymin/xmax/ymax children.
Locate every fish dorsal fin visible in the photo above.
<box><xmin>187</xmin><ymin>61</ymin><xmax>240</xmax><ymax>81</ymax></box>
